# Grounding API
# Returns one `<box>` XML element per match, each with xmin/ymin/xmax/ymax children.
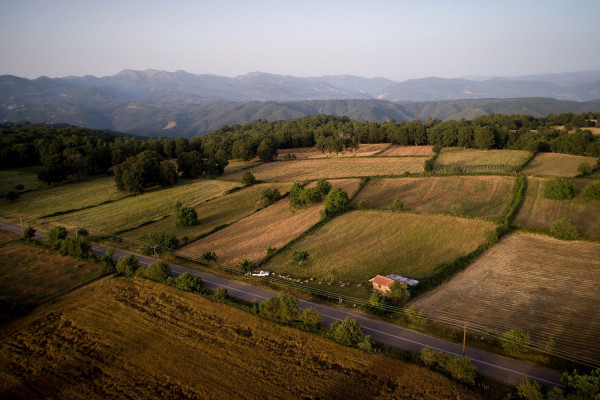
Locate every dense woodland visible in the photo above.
<box><xmin>1</xmin><ymin>112</ymin><xmax>599</xmax><ymax>188</ymax></box>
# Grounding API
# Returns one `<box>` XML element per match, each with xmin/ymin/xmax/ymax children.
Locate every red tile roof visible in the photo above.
<box><xmin>371</xmin><ymin>275</ymin><xmax>395</xmax><ymax>287</ymax></box>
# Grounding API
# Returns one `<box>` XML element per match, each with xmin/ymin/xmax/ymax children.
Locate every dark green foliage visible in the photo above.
<box><xmin>516</xmin><ymin>378</ymin><xmax>544</xmax><ymax>400</ymax></box>
<box><xmin>14</xmin><ymin>184</ymin><xmax>24</xmax><ymax>191</ymax></box>
<box><xmin>159</xmin><ymin>160</ymin><xmax>178</xmax><ymax>187</ymax></box>
<box><xmin>324</xmin><ymin>187</ymin><xmax>349</xmax><ymax>216</ymax></box>
<box><xmin>258</xmin><ymin>292</ymin><xmax>299</xmax><ymax>324</ymax></box>
<box><xmin>241</xmin><ymin>171</ymin><xmax>256</xmax><ymax>186</ymax></box>
<box><xmin>386</xmin><ymin>281</ymin><xmax>411</xmax><ymax>307</ymax></box>
<box><xmin>299</xmin><ymin>307</ymin><xmax>323</xmax><ymax>327</ymax></box>
<box><xmin>260</xmin><ymin>187</ymin><xmax>281</xmax><ymax>207</ymax></box>
<box><xmin>212</xmin><ymin>287</ymin><xmax>228</xmax><ymax>301</ymax></box>
<box><xmin>299</xmin><ymin>187</ymin><xmax>322</xmax><ymax>204</ymax></box>
<box><xmin>115</xmin><ymin>254</ymin><xmax>139</xmax><ymax>276</ymax></box>
<box><xmin>45</xmin><ymin>226</ymin><xmax>68</xmax><ymax>249</ymax></box>
<box><xmin>328</xmin><ymin>317</ymin><xmax>368</xmax><ymax>347</ymax></box>
<box><xmin>483</xmin><ymin>229</ymin><xmax>498</xmax><ymax>247</ymax></box>
<box><xmin>201</xmin><ymin>251</ymin><xmax>217</xmax><ymax>262</ymax></box>
<box><xmin>177</xmin><ymin>151</ymin><xmax>204</xmax><ymax>178</ymax></box>
<box><xmin>257</xmin><ymin>137</ymin><xmax>278</xmax><ymax>162</ymax></box>
<box><xmin>500</xmin><ymin>329</ymin><xmax>531</xmax><ymax>353</ymax></box>
<box><xmin>38</xmin><ymin>154</ymin><xmax>70</xmax><ymax>185</ymax></box>
<box><xmin>266</xmin><ymin>245</ymin><xmax>277</xmax><ymax>256</ymax></box>
<box><xmin>420</xmin><ymin>348</ymin><xmax>477</xmax><ymax>384</ymax></box>
<box><xmin>174</xmin><ymin>202</ymin><xmax>198</xmax><ymax>227</ymax></box>
<box><xmin>432</xmin><ymin>144</ymin><xmax>442</xmax><ymax>154</ymax></box>
<box><xmin>544</xmin><ymin>177</ymin><xmax>576</xmax><ymax>200</ymax></box>
<box><xmin>100</xmin><ymin>248</ymin><xmax>116</xmax><ymax>273</ymax></box>
<box><xmin>474</xmin><ymin>126</ymin><xmax>495</xmax><ymax>149</ymax></box>
<box><xmin>59</xmin><ymin>236</ymin><xmax>93</xmax><ymax>259</ymax></box>
<box><xmin>145</xmin><ymin>260</ymin><xmax>171</xmax><ymax>283</ymax></box>
<box><xmin>550</xmin><ymin>218</ymin><xmax>579</xmax><ymax>240</ymax></box>
<box><xmin>315</xmin><ymin>179</ymin><xmax>331</xmax><ymax>196</ymax></box>
<box><xmin>114</xmin><ymin>150</ymin><xmax>161</xmax><ymax>193</ymax></box>
<box><xmin>424</xmin><ymin>157</ymin><xmax>435</xmax><ymax>172</ymax></box>
<box><xmin>239</xmin><ymin>258</ymin><xmax>256</xmax><ymax>273</ymax></box>
<box><xmin>405</xmin><ymin>305</ymin><xmax>427</xmax><ymax>327</ymax></box>
<box><xmin>289</xmin><ymin>183</ymin><xmax>306</xmax><ymax>209</ymax></box>
<box><xmin>561</xmin><ymin>368</ymin><xmax>600</xmax><ymax>399</ymax></box>
<box><xmin>23</xmin><ymin>226</ymin><xmax>35</xmax><ymax>240</ymax></box>
<box><xmin>140</xmin><ymin>231</ymin><xmax>179</xmax><ymax>255</ymax></box>
<box><xmin>5</xmin><ymin>191</ymin><xmax>19</xmax><ymax>202</ymax></box>
<box><xmin>577</xmin><ymin>162</ymin><xmax>593</xmax><ymax>176</ymax></box>
<box><xmin>356</xmin><ymin>199</ymin><xmax>370</xmax><ymax>210</ymax></box>
<box><xmin>583</xmin><ymin>182</ymin><xmax>600</xmax><ymax>200</ymax></box>
<box><xmin>175</xmin><ymin>272</ymin><xmax>204</xmax><ymax>292</ymax></box>
<box><xmin>292</xmin><ymin>250</ymin><xmax>309</xmax><ymax>266</ymax></box>
<box><xmin>390</xmin><ymin>198</ymin><xmax>405</xmax><ymax>212</ymax></box>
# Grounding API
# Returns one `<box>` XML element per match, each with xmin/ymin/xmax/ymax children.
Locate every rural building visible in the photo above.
<box><xmin>369</xmin><ymin>274</ymin><xmax>420</xmax><ymax>293</ymax></box>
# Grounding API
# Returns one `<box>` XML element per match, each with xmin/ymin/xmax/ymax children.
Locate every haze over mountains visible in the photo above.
<box><xmin>2</xmin><ymin>69</ymin><xmax>600</xmax><ymax>138</ymax></box>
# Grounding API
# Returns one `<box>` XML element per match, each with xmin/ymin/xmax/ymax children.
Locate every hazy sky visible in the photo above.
<box><xmin>1</xmin><ymin>0</ymin><xmax>599</xmax><ymax>81</ymax></box>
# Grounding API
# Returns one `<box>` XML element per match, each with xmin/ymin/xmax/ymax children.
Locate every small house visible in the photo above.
<box><xmin>369</xmin><ymin>274</ymin><xmax>419</xmax><ymax>293</ymax></box>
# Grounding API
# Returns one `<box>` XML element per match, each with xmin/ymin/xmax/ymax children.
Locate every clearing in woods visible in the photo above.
<box><xmin>0</xmin><ymin>167</ymin><xmax>43</xmax><ymax>194</ymax></box>
<box><xmin>521</xmin><ymin>153</ymin><xmax>598</xmax><ymax>177</ymax></box>
<box><xmin>435</xmin><ymin>148</ymin><xmax>532</xmax><ymax>167</ymax></box>
<box><xmin>514</xmin><ymin>177</ymin><xmax>600</xmax><ymax>239</ymax></box>
<box><xmin>122</xmin><ymin>182</ymin><xmax>292</xmax><ymax>242</ymax></box>
<box><xmin>350</xmin><ymin>176</ymin><xmax>515</xmax><ymax>218</ymax></box>
<box><xmin>413</xmin><ymin>233</ymin><xmax>600</xmax><ymax>366</ymax></box>
<box><xmin>44</xmin><ymin>179</ymin><xmax>239</xmax><ymax>234</ymax></box>
<box><xmin>264</xmin><ymin>211</ymin><xmax>494</xmax><ymax>283</ymax></box>
<box><xmin>275</xmin><ymin>143</ymin><xmax>391</xmax><ymax>160</ymax></box>
<box><xmin>0</xmin><ymin>277</ymin><xmax>487</xmax><ymax>400</ymax></box>
<box><xmin>181</xmin><ymin>179</ymin><xmax>362</xmax><ymax>265</ymax></box>
<box><xmin>227</xmin><ymin>157</ymin><xmax>426</xmax><ymax>182</ymax></box>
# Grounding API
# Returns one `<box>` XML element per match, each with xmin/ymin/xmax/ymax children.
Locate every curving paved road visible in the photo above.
<box><xmin>0</xmin><ymin>220</ymin><xmax>563</xmax><ymax>387</ymax></box>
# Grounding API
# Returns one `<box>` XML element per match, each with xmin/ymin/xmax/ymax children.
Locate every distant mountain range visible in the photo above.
<box><xmin>2</xmin><ymin>69</ymin><xmax>600</xmax><ymax>137</ymax></box>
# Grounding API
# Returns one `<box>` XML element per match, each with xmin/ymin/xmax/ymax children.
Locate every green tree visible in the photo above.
<box><xmin>300</xmin><ymin>307</ymin><xmax>323</xmax><ymax>327</ymax></box>
<box><xmin>145</xmin><ymin>260</ymin><xmax>171</xmax><ymax>282</ymax></box>
<box><xmin>257</xmin><ymin>138</ymin><xmax>278</xmax><ymax>162</ymax></box>
<box><xmin>140</xmin><ymin>231</ymin><xmax>179</xmax><ymax>255</ymax></box>
<box><xmin>550</xmin><ymin>218</ymin><xmax>579</xmax><ymax>240</ymax></box>
<box><xmin>241</xmin><ymin>171</ymin><xmax>256</xmax><ymax>186</ymax></box>
<box><xmin>38</xmin><ymin>154</ymin><xmax>70</xmax><ymax>185</ymax></box>
<box><xmin>174</xmin><ymin>202</ymin><xmax>199</xmax><ymax>227</ymax></box>
<box><xmin>357</xmin><ymin>199</ymin><xmax>370</xmax><ymax>210</ymax></box>
<box><xmin>441</xmin><ymin>354</ymin><xmax>477</xmax><ymax>384</ymax></box>
<box><xmin>387</xmin><ymin>281</ymin><xmax>410</xmax><ymax>307</ymax></box>
<box><xmin>202</xmin><ymin>251</ymin><xmax>218</xmax><ymax>262</ymax></box>
<box><xmin>500</xmin><ymin>329</ymin><xmax>531</xmax><ymax>353</ymax></box>
<box><xmin>258</xmin><ymin>292</ymin><xmax>299</xmax><ymax>324</ymax></box>
<box><xmin>292</xmin><ymin>250</ymin><xmax>309</xmax><ymax>266</ymax></box>
<box><xmin>213</xmin><ymin>287</ymin><xmax>228</xmax><ymax>301</ymax></box>
<box><xmin>315</xmin><ymin>179</ymin><xmax>331</xmax><ymax>196</ymax></box>
<box><xmin>390</xmin><ymin>198</ymin><xmax>405</xmax><ymax>212</ymax></box>
<box><xmin>175</xmin><ymin>272</ymin><xmax>204</xmax><ymax>292</ymax></box>
<box><xmin>324</xmin><ymin>187</ymin><xmax>349</xmax><ymax>216</ymax></box>
<box><xmin>23</xmin><ymin>226</ymin><xmax>35</xmax><ymax>240</ymax></box>
<box><xmin>583</xmin><ymin>182</ymin><xmax>600</xmax><ymax>200</ymax></box>
<box><xmin>474</xmin><ymin>126</ymin><xmax>495</xmax><ymax>149</ymax></box>
<box><xmin>328</xmin><ymin>317</ymin><xmax>367</xmax><ymax>347</ymax></box>
<box><xmin>115</xmin><ymin>254</ymin><xmax>140</xmax><ymax>276</ymax></box>
<box><xmin>577</xmin><ymin>162</ymin><xmax>593</xmax><ymax>176</ymax></box>
<box><xmin>544</xmin><ymin>178</ymin><xmax>576</xmax><ymax>200</ymax></box>
<box><xmin>177</xmin><ymin>151</ymin><xmax>204</xmax><ymax>179</ymax></box>
<box><xmin>45</xmin><ymin>226</ymin><xmax>68</xmax><ymax>249</ymax></box>
<box><xmin>562</xmin><ymin>368</ymin><xmax>600</xmax><ymax>399</ymax></box>
<box><xmin>114</xmin><ymin>150</ymin><xmax>161</xmax><ymax>193</ymax></box>
<box><xmin>159</xmin><ymin>160</ymin><xmax>178</xmax><ymax>187</ymax></box>
<box><xmin>300</xmin><ymin>187</ymin><xmax>322</xmax><ymax>204</ymax></box>
<box><xmin>289</xmin><ymin>183</ymin><xmax>306</xmax><ymax>209</ymax></box>
<box><xmin>260</xmin><ymin>187</ymin><xmax>281</xmax><ymax>207</ymax></box>
<box><xmin>405</xmin><ymin>305</ymin><xmax>427</xmax><ymax>326</ymax></box>
<box><xmin>59</xmin><ymin>236</ymin><xmax>92</xmax><ymax>259</ymax></box>
<box><xmin>239</xmin><ymin>258</ymin><xmax>256</xmax><ymax>273</ymax></box>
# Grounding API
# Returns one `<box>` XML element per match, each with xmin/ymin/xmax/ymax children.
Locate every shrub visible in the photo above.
<box><xmin>483</xmin><ymin>229</ymin><xmax>498</xmax><ymax>247</ymax></box>
<box><xmin>59</xmin><ymin>236</ymin><xmax>93</xmax><ymax>259</ymax></box>
<box><xmin>328</xmin><ymin>317</ymin><xmax>367</xmax><ymax>347</ymax></box>
<box><xmin>213</xmin><ymin>287</ymin><xmax>228</xmax><ymax>301</ymax></box>
<box><xmin>577</xmin><ymin>162</ymin><xmax>593</xmax><ymax>176</ymax></box>
<box><xmin>390</xmin><ymin>198</ymin><xmax>404</xmax><ymax>212</ymax></box>
<box><xmin>550</xmin><ymin>218</ymin><xmax>579</xmax><ymax>240</ymax></box>
<box><xmin>500</xmin><ymin>329</ymin><xmax>531</xmax><ymax>353</ymax></box>
<box><xmin>259</xmin><ymin>292</ymin><xmax>299</xmax><ymax>324</ymax></box>
<box><xmin>315</xmin><ymin>179</ymin><xmax>331</xmax><ymax>196</ymax></box>
<box><xmin>100</xmin><ymin>248</ymin><xmax>116</xmax><ymax>273</ymax></box>
<box><xmin>175</xmin><ymin>272</ymin><xmax>204</xmax><ymax>292</ymax></box>
<box><xmin>544</xmin><ymin>178</ymin><xmax>575</xmax><ymax>200</ymax></box>
<box><xmin>241</xmin><ymin>171</ymin><xmax>256</xmax><ymax>186</ymax></box>
<box><xmin>23</xmin><ymin>226</ymin><xmax>36</xmax><ymax>240</ymax></box>
<box><xmin>357</xmin><ymin>199</ymin><xmax>370</xmax><ymax>210</ymax></box>
<box><xmin>405</xmin><ymin>305</ymin><xmax>427</xmax><ymax>327</ymax></box>
<box><xmin>266</xmin><ymin>245</ymin><xmax>277</xmax><ymax>256</ymax></box>
<box><xmin>174</xmin><ymin>202</ymin><xmax>198</xmax><ymax>227</ymax></box>
<box><xmin>300</xmin><ymin>307</ymin><xmax>323</xmax><ymax>327</ymax></box>
<box><xmin>260</xmin><ymin>187</ymin><xmax>281</xmax><ymax>207</ymax></box>
<box><xmin>158</xmin><ymin>160</ymin><xmax>178</xmax><ymax>187</ymax></box>
<box><xmin>140</xmin><ymin>231</ymin><xmax>179</xmax><ymax>254</ymax></box>
<box><xmin>145</xmin><ymin>260</ymin><xmax>171</xmax><ymax>282</ymax></box>
<box><xmin>432</xmin><ymin>144</ymin><xmax>442</xmax><ymax>154</ymax></box>
<box><xmin>202</xmin><ymin>250</ymin><xmax>218</xmax><ymax>262</ymax></box>
<box><xmin>424</xmin><ymin>158</ymin><xmax>435</xmax><ymax>172</ymax></box>
<box><xmin>292</xmin><ymin>250</ymin><xmax>309</xmax><ymax>266</ymax></box>
<box><xmin>324</xmin><ymin>187</ymin><xmax>349</xmax><ymax>216</ymax></box>
<box><xmin>420</xmin><ymin>347</ymin><xmax>437</xmax><ymax>367</ymax></box>
<box><xmin>300</xmin><ymin>187</ymin><xmax>322</xmax><ymax>204</ymax></box>
<box><xmin>239</xmin><ymin>258</ymin><xmax>256</xmax><ymax>273</ymax></box>
<box><xmin>6</xmin><ymin>191</ymin><xmax>19</xmax><ymax>202</ymax></box>
<box><xmin>386</xmin><ymin>281</ymin><xmax>410</xmax><ymax>307</ymax></box>
<box><xmin>517</xmin><ymin>378</ymin><xmax>544</xmax><ymax>400</ymax></box>
<box><xmin>115</xmin><ymin>254</ymin><xmax>140</xmax><ymax>276</ymax></box>
<box><xmin>45</xmin><ymin>226</ymin><xmax>68</xmax><ymax>249</ymax></box>
<box><xmin>441</xmin><ymin>355</ymin><xmax>477</xmax><ymax>384</ymax></box>
<box><xmin>583</xmin><ymin>182</ymin><xmax>600</xmax><ymax>200</ymax></box>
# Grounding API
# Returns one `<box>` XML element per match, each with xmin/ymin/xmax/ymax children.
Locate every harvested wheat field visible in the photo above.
<box><xmin>514</xmin><ymin>177</ymin><xmax>600</xmax><ymax>238</ymax></box>
<box><xmin>45</xmin><ymin>180</ymin><xmax>240</xmax><ymax>234</ymax></box>
<box><xmin>350</xmin><ymin>176</ymin><xmax>515</xmax><ymax>218</ymax></box>
<box><xmin>275</xmin><ymin>143</ymin><xmax>391</xmax><ymax>160</ymax></box>
<box><xmin>228</xmin><ymin>157</ymin><xmax>426</xmax><ymax>182</ymax></box>
<box><xmin>378</xmin><ymin>145</ymin><xmax>435</xmax><ymax>157</ymax></box>
<box><xmin>413</xmin><ymin>233</ymin><xmax>600</xmax><ymax>366</ymax></box>
<box><xmin>123</xmin><ymin>182</ymin><xmax>292</xmax><ymax>242</ymax></box>
<box><xmin>0</xmin><ymin>277</ymin><xmax>487</xmax><ymax>400</ymax></box>
<box><xmin>265</xmin><ymin>211</ymin><xmax>494</xmax><ymax>282</ymax></box>
<box><xmin>521</xmin><ymin>153</ymin><xmax>598</xmax><ymax>177</ymax></box>
<box><xmin>436</xmin><ymin>148</ymin><xmax>532</xmax><ymax>167</ymax></box>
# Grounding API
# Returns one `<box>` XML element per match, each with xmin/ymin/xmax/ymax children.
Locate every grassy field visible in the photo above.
<box><xmin>0</xmin><ymin>231</ymin><xmax>103</xmax><ymax>320</ymax></box>
<box><xmin>223</xmin><ymin>159</ymin><xmax>261</xmax><ymax>174</ymax></box>
<box><xmin>45</xmin><ymin>179</ymin><xmax>239</xmax><ymax>234</ymax></box>
<box><xmin>0</xmin><ymin>167</ymin><xmax>43</xmax><ymax>194</ymax></box>
<box><xmin>521</xmin><ymin>153</ymin><xmax>599</xmax><ymax>177</ymax></box>
<box><xmin>435</xmin><ymin>148</ymin><xmax>532</xmax><ymax>167</ymax></box>
<box><xmin>228</xmin><ymin>157</ymin><xmax>427</xmax><ymax>182</ymax></box>
<box><xmin>0</xmin><ymin>277</ymin><xmax>488</xmax><ymax>400</ymax></box>
<box><xmin>265</xmin><ymin>211</ymin><xmax>495</xmax><ymax>283</ymax></box>
<box><xmin>350</xmin><ymin>176</ymin><xmax>515</xmax><ymax>218</ymax></box>
<box><xmin>276</xmin><ymin>143</ymin><xmax>391</xmax><ymax>160</ymax></box>
<box><xmin>413</xmin><ymin>233</ymin><xmax>600</xmax><ymax>365</ymax></box>
<box><xmin>514</xmin><ymin>177</ymin><xmax>600</xmax><ymax>238</ymax></box>
<box><xmin>123</xmin><ymin>182</ymin><xmax>292</xmax><ymax>242</ymax></box>
<box><xmin>378</xmin><ymin>145</ymin><xmax>434</xmax><ymax>157</ymax></box>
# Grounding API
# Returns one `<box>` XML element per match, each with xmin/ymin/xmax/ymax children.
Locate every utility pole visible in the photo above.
<box><xmin>462</xmin><ymin>324</ymin><xmax>467</xmax><ymax>357</ymax></box>
<box><xmin>152</xmin><ymin>245</ymin><xmax>158</xmax><ymax>262</ymax></box>
<box><xmin>20</xmin><ymin>216</ymin><xmax>24</xmax><ymax>236</ymax></box>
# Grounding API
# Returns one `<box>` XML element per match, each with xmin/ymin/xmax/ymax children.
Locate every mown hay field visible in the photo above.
<box><xmin>275</xmin><ymin>143</ymin><xmax>391</xmax><ymax>160</ymax></box>
<box><xmin>0</xmin><ymin>176</ymin><xmax>129</xmax><ymax>220</ymax></box>
<box><xmin>0</xmin><ymin>277</ymin><xmax>487</xmax><ymax>400</ymax></box>
<box><xmin>181</xmin><ymin>179</ymin><xmax>363</xmax><ymax>265</ymax></box>
<box><xmin>223</xmin><ymin>159</ymin><xmax>261</xmax><ymax>174</ymax></box>
<box><xmin>265</xmin><ymin>211</ymin><xmax>495</xmax><ymax>282</ymax></box>
<box><xmin>228</xmin><ymin>157</ymin><xmax>427</xmax><ymax>182</ymax></box>
<box><xmin>350</xmin><ymin>176</ymin><xmax>515</xmax><ymax>218</ymax></box>
<box><xmin>378</xmin><ymin>145</ymin><xmax>434</xmax><ymax>157</ymax></box>
<box><xmin>435</xmin><ymin>148</ymin><xmax>532</xmax><ymax>167</ymax></box>
<box><xmin>123</xmin><ymin>182</ymin><xmax>292</xmax><ymax>242</ymax></box>
<box><xmin>521</xmin><ymin>153</ymin><xmax>598</xmax><ymax>177</ymax></box>
<box><xmin>413</xmin><ymin>233</ymin><xmax>600</xmax><ymax>365</ymax></box>
<box><xmin>0</xmin><ymin>231</ymin><xmax>103</xmax><ymax>319</ymax></box>
<box><xmin>514</xmin><ymin>177</ymin><xmax>600</xmax><ymax>238</ymax></box>
<box><xmin>0</xmin><ymin>167</ymin><xmax>43</xmax><ymax>193</ymax></box>
<box><xmin>45</xmin><ymin>180</ymin><xmax>239</xmax><ymax>234</ymax></box>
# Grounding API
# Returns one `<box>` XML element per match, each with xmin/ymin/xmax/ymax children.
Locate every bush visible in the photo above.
<box><xmin>292</xmin><ymin>250</ymin><xmax>309</xmax><ymax>266</ymax></box>
<box><xmin>315</xmin><ymin>179</ymin><xmax>331</xmax><ymax>196</ymax></box>
<box><xmin>405</xmin><ymin>305</ymin><xmax>427</xmax><ymax>326</ymax></box>
<box><xmin>241</xmin><ymin>171</ymin><xmax>256</xmax><ymax>186</ymax></box>
<box><xmin>386</xmin><ymin>281</ymin><xmax>410</xmax><ymax>307</ymax></box>
<box><xmin>100</xmin><ymin>248</ymin><xmax>116</xmax><ymax>273</ymax></box>
<box><xmin>324</xmin><ymin>187</ymin><xmax>349</xmax><ymax>216</ymax></box>
<box><xmin>583</xmin><ymin>182</ymin><xmax>600</xmax><ymax>200</ymax></box>
<box><xmin>239</xmin><ymin>258</ymin><xmax>256</xmax><ymax>273</ymax></box>
<box><xmin>213</xmin><ymin>287</ymin><xmax>228</xmax><ymax>301</ymax></box>
<box><xmin>300</xmin><ymin>187</ymin><xmax>322</xmax><ymax>204</ymax></box>
<box><xmin>175</xmin><ymin>272</ymin><xmax>204</xmax><ymax>292</ymax></box>
<box><xmin>328</xmin><ymin>317</ymin><xmax>367</xmax><ymax>347</ymax></box>
<box><xmin>432</xmin><ymin>144</ymin><xmax>442</xmax><ymax>154</ymax></box>
<box><xmin>6</xmin><ymin>191</ymin><xmax>19</xmax><ymax>202</ymax></box>
<box><xmin>357</xmin><ymin>199</ymin><xmax>370</xmax><ymax>210</ymax></box>
<box><xmin>500</xmin><ymin>329</ymin><xmax>531</xmax><ymax>353</ymax></box>
<box><xmin>424</xmin><ymin>157</ymin><xmax>435</xmax><ymax>172</ymax></box>
<box><xmin>420</xmin><ymin>347</ymin><xmax>437</xmax><ymax>367</ymax></box>
<box><xmin>483</xmin><ymin>229</ymin><xmax>498</xmax><ymax>247</ymax></box>
<box><xmin>300</xmin><ymin>307</ymin><xmax>323</xmax><ymax>327</ymax></box>
<box><xmin>259</xmin><ymin>292</ymin><xmax>299</xmax><ymax>324</ymax></box>
<box><xmin>517</xmin><ymin>378</ymin><xmax>544</xmax><ymax>400</ymax></box>
<box><xmin>544</xmin><ymin>178</ymin><xmax>575</xmax><ymax>200</ymax></box>
<box><xmin>441</xmin><ymin>354</ymin><xmax>477</xmax><ymax>384</ymax></box>
<box><xmin>390</xmin><ymin>198</ymin><xmax>404</xmax><ymax>212</ymax></box>
<box><xmin>202</xmin><ymin>250</ymin><xmax>217</xmax><ymax>262</ymax></box>
<box><xmin>550</xmin><ymin>218</ymin><xmax>579</xmax><ymax>240</ymax></box>
<box><xmin>145</xmin><ymin>260</ymin><xmax>171</xmax><ymax>282</ymax></box>
<box><xmin>140</xmin><ymin>231</ymin><xmax>179</xmax><ymax>255</ymax></box>
<box><xmin>115</xmin><ymin>254</ymin><xmax>140</xmax><ymax>276</ymax></box>
<box><xmin>45</xmin><ymin>226</ymin><xmax>68</xmax><ymax>249</ymax></box>
<box><xmin>174</xmin><ymin>202</ymin><xmax>198</xmax><ymax>227</ymax></box>
<box><xmin>577</xmin><ymin>162</ymin><xmax>593</xmax><ymax>176</ymax></box>
<box><xmin>23</xmin><ymin>226</ymin><xmax>35</xmax><ymax>240</ymax></box>
<box><xmin>266</xmin><ymin>245</ymin><xmax>277</xmax><ymax>256</ymax></box>
<box><xmin>59</xmin><ymin>236</ymin><xmax>93</xmax><ymax>259</ymax></box>
<box><xmin>260</xmin><ymin>187</ymin><xmax>281</xmax><ymax>207</ymax></box>
<box><xmin>159</xmin><ymin>160</ymin><xmax>178</xmax><ymax>187</ymax></box>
